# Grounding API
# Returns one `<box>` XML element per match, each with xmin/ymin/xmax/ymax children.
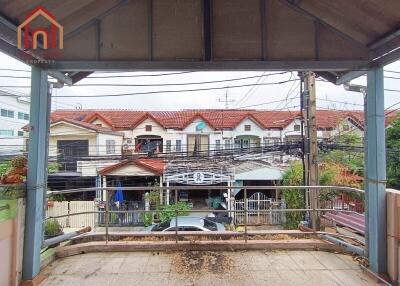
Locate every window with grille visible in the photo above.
<box><xmin>215</xmin><ymin>139</ymin><xmax>221</xmax><ymax>149</ymax></box>
<box><xmin>224</xmin><ymin>139</ymin><xmax>231</xmax><ymax>150</ymax></box>
<box><xmin>244</xmin><ymin>125</ymin><xmax>251</xmax><ymax>131</ymax></box>
<box><xmin>1</xmin><ymin>109</ymin><xmax>14</xmax><ymax>118</ymax></box>
<box><xmin>18</xmin><ymin>112</ymin><xmax>29</xmax><ymax>120</ymax></box>
<box><xmin>294</xmin><ymin>124</ymin><xmax>301</xmax><ymax>131</ymax></box>
<box><xmin>166</xmin><ymin>140</ymin><xmax>171</xmax><ymax>152</ymax></box>
<box><xmin>106</xmin><ymin>140</ymin><xmax>116</xmax><ymax>154</ymax></box>
<box><xmin>0</xmin><ymin>129</ymin><xmax>14</xmax><ymax>136</ymax></box>
<box><xmin>176</xmin><ymin>140</ymin><xmax>181</xmax><ymax>152</ymax></box>
<box><xmin>145</xmin><ymin>125</ymin><xmax>152</xmax><ymax>132</ymax></box>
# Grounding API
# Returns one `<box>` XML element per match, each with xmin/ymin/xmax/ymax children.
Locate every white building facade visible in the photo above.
<box><xmin>0</xmin><ymin>90</ymin><xmax>30</xmax><ymax>155</ymax></box>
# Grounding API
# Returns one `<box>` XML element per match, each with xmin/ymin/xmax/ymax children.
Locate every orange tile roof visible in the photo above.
<box><xmin>51</xmin><ymin>117</ymin><xmax>123</xmax><ymax>135</ymax></box>
<box><xmin>50</xmin><ymin>109</ymin><xmax>399</xmax><ymax>131</ymax></box>
<box><xmin>99</xmin><ymin>158</ymin><xmax>164</xmax><ymax>175</ymax></box>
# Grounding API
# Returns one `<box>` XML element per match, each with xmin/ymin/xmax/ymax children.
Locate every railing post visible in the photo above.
<box><xmin>105</xmin><ymin>189</ymin><xmax>109</xmax><ymax>244</ymax></box>
<box><xmin>244</xmin><ymin>188</ymin><xmax>248</xmax><ymax>243</ymax></box>
<box><xmin>175</xmin><ymin>189</ymin><xmax>178</xmax><ymax>244</ymax></box>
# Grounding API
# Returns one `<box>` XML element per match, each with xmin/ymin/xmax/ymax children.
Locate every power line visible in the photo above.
<box><xmin>0</xmin><ymin>79</ymin><xmax>299</xmax><ymax>98</ymax></box>
<box><xmin>74</xmin><ymin>72</ymin><xmax>288</xmax><ymax>87</ymax></box>
<box><xmin>0</xmin><ymin>72</ymin><xmax>290</xmax><ymax>88</ymax></box>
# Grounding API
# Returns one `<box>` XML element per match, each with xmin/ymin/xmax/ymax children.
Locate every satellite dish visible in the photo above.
<box><xmin>196</xmin><ymin>121</ymin><xmax>206</xmax><ymax>131</ymax></box>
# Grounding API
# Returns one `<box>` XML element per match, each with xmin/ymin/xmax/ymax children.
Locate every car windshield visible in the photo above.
<box><xmin>152</xmin><ymin>220</ymin><xmax>170</xmax><ymax>231</ymax></box>
<box><xmin>203</xmin><ymin>219</ymin><xmax>218</xmax><ymax>231</ymax></box>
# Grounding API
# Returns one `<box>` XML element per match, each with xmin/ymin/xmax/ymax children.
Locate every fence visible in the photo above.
<box><xmin>46</xmin><ymin>185</ymin><xmax>366</xmax><ymax>243</ymax></box>
<box><xmin>97</xmin><ymin>201</ymin><xmax>144</xmax><ymax>226</ymax></box>
<box><xmin>46</xmin><ymin>201</ymin><xmax>96</xmax><ymax>228</ymax></box>
<box><xmin>234</xmin><ymin>192</ymin><xmax>285</xmax><ymax>225</ymax></box>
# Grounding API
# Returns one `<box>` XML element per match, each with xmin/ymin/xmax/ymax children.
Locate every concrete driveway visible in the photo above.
<box><xmin>41</xmin><ymin>250</ymin><xmax>379</xmax><ymax>286</ymax></box>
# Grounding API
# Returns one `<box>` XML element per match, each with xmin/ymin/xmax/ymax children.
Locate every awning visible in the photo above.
<box><xmin>234</xmin><ymin>167</ymin><xmax>283</xmax><ymax>181</ymax></box>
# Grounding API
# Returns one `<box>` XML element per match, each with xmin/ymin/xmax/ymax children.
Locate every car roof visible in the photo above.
<box><xmin>169</xmin><ymin>216</ymin><xmax>206</xmax><ymax>228</ymax></box>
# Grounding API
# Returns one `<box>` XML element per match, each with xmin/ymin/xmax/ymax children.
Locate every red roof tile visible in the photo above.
<box><xmin>50</xmin><ymin>109</ymin><xmax>399</xmax><ymax>131</ymax></box>
<box><xmin>51</xmin><ymin>118</ymin><xmax>123</xmax><ymax>135</ymax></box>
<box><xmin>99</xmin><ymin>158</ymin><xmax>164</xmax><ymax>175</ymax></box>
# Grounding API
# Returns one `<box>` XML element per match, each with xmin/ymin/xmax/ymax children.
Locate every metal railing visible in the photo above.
<box><xmin>45</xmin><ymin>185</ymin><xmax>365</xmax><ymax>246</ymax></box>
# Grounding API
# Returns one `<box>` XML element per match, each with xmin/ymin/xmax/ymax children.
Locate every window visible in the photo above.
<box><xmin>166</xmin><ymin>140</ymin><xmax>171</xmax><ymax>152</ymax></box>
<box><xmin>294</xmin><ymin>124</ymin><xmax>301</xmax><ymax>131</ymax></box>
<box><xmin>145</xmin><ymin>125</ymin><xmax>152</xmax><ymax>132</ymax></box>
<box><xmin>342</xmin><ymin>124</ymin><xmax>350</xmax><ymax>131</ymax></box>
<box><xmin>215</xmin><ymin>139</ymin><xmax>221</xmax><ymax>150</ymax></box>
<box><xmin>273</xmin><ymin>139</ymin><xmax>281</xmax><ymax>145</ymax></box>
<box><xmin>1</xmin><ymin>109</ymin><xmax>14</xmax><ymax>118</ymax></box>
<box><xmin>95</xmin><ymin>123</ymin><xmax>102</xmax><ymax>127</ymax></box>
<box><xmin>176</xmin><ymin>140</ymin><xmax>181</xmax><ymax>152</ymax></box>
<box><xmin>224</xmin><ymin>139</ymin><xmax>231</xmax><ymax>150</ymax></box>
<box><xmin>263</xmin><ymin>137</ymin><xmax>270</xmax><ymax>146</ymax></box>
<box><xmin>18</xmin><ymin>131</ymin><xmax>24</xmax><ymax>137</ymax></box>
<box><xmin>203</xmin><ymin>219</ymin><xmax>218</xmax><ymax>231</ymax></box>
<box><xmin>106</xmin><ymin>140</ymin><xmax>116</xmax><ymax>154</ymax></box>
<box><xmin>18</xmin><ymin>112</ymin><xmax>29</xmax><ymax>120</ymax></box>
<box><xmin>126</xmin><ymin>139</ymin><xmax>132</xmax><ymax>144</ymax></box>
<box><xmin>244</xmin><ymin>124</ymin><xmax>251</xmax><ymax>131</ymax></box>
<box><xmin>0</xmin><ymin>129</ymin><xmax>14</xmax><ymax>136</ymax></box>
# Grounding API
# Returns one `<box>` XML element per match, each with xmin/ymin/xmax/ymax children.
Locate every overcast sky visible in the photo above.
<box><xmin>0</xmin><ymin>52</ymin><xmax>399</xmax><ymax>112</ymax></box>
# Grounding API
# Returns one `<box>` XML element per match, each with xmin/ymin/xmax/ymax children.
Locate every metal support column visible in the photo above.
<box><xmin>365</xmin><ymin>67</ymin><xmax>387</xmax><ymax>273</ymax></box>
<box><xmin>22</xmin><ymin>67</ymin><xmax>51</xmax><ymax>280</ymax></box>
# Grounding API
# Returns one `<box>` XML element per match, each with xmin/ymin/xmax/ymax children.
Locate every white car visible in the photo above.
<box><xmin>147</xmin><ymin>216</ymin><xmax>225</xmax><ymax>232</ymax></box>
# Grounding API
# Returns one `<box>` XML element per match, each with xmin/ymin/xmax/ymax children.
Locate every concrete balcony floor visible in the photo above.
<box><xmin>41</xmin><ymin>250</ymin><xmax>379</xmax><ymax>286</ymax></box>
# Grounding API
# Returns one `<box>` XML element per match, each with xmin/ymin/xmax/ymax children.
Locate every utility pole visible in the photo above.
<box><xmin>302</xmin><ymin>72</ymin><xmax>319</xmax><ymax>230</ymax></box>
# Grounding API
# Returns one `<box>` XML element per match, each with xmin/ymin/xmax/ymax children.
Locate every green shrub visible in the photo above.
<box><xmin>142</xmin><ymin>212</ymin><xmax>154</xmax><ymax>226</ymax></box>
<box><xmin>282</xmin><ymin>162</ymin><xmax>305</xmax><ymax>229</ymax></box>
<box><xmin>159</xmin><ymin>202</ymin><xmax>191</xmax><ymax>223</ymax></box>
<box><xmin>44</xmin><ymin>219</ymin><xmax>62</xmax><ymax>236</ymax></box>
<box><xmin>0</xmin><ymin>161</ymin><xmax>11</xmax><ymax>176</ymax></box>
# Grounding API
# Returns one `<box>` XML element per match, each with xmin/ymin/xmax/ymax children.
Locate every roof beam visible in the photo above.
<box><xmin>0</xmin><ymin>14</ymin><xmax>73</xmax><ymax>86</ymax></box>
<box><xmin>278</xmin><ymin>0</ymin><xmax>369</xmax><ymax>52</ymax></box>
<box><xmin>63</xmin><ymin>0</ymin><xmax>129</xmax><ymax>40</ymax></box>
<box><xmin>336</xmin><ymin>47</ymin><xmax>400</xmax><ymax>85</ymax></box>
<box><xmin>368</xmin><ymin>26</ymin><xmax>400</xmax><ymax>51</ymax></box>
<box><xmin>37</xmin><ymin>60</ymin><xmax>368</xmax><ymax>72</ymax></box>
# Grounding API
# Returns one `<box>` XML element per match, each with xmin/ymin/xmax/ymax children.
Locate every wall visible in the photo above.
<box><xmin>97</xmin><ymin>133</ymin><xmax>123</xmax><ymax>156</ymax></box>
<box><xmin>0</xmin><ymin>94</ymin><xmax>30</xmax><ymax>155</ymax></box>
<box><xmin>0</xmin><ymin>196</ymin><xmax>25</xmax><ymax>286</ymax></box>
<box><xmin>49</xmin><ymin>122</ymin><xmax>98</xmax><ymax>157</ymax></box>
<box><xmin>77</xmin><ymin>160</ymin><xmax>119</xmax><ymax>177</ymax></box>
<box><xmin>387</xmin><ymin>189</ymin><xmax>400</xmax><ymax>284</ymax></box>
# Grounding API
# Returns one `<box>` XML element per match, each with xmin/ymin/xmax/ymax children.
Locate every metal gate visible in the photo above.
<box><xmin>234</xmin><ymin>192</ymin><xmax>285</xmax><ymax>225</ymax></box>
<box><xmin>98</xmin><ymin>201</ymin><xmax>145</xmax><ymax>226</ymax></box>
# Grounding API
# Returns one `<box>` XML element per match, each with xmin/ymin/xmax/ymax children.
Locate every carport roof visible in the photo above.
<box><xmin>0</xmin><ymin>0</ymin><xmax>399</xmax><ymax>84</ymax></box>
<box><xmin>0</xmin><ymin>0</ymin><xmax>400</xmax><ymax>84</ymax></box>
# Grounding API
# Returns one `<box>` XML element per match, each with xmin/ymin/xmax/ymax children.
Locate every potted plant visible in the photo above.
<box><xmin>44</xmin><ymin>219</ymin><xmax>63</xmax><ymax>240</ymax></box>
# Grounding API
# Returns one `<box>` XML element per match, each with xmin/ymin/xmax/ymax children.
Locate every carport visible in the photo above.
<box><xmin>0</xmin><ymin>0</ymin><xmax>398</xmax><ymax>282</ymax></box>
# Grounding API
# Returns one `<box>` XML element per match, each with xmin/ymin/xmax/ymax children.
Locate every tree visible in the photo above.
<box><xmin>281</xmin><ymin>159</ymin><xmax>362</xmax><ymax>229</ymax></box>
<box><xmin>322</xmin><ymin>131</ymin><xmax>364</xmax><ymax>176</ymax></box>
<box><xmin>282</xmin><ymin>162</ymin><xmax>305</xmax><ymax>229</ymax></box>
<box><xmin>386</xmin><ymin>115</ymin><xmax>400</xmax><ymax>188</ymax></box>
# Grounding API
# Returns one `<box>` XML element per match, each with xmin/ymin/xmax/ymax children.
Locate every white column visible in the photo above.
<box><xmin>159</xmin><ymin>176</ymin><xmax>163</xmax><ymax>204</ymax></box>
<box><xmin>102</xmin><ymin>176</ymin><xmax>107</xmax><ymax>201</ymax></box>
<box><xmin>166</xmin><ymin>181</ymin><xmax>170</xmax><ymax>205</ymax></box>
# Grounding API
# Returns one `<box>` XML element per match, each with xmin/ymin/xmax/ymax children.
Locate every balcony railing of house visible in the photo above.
<box><xmin>45</xmin><ymin>185</ymin><xmax>366</xmax><ymax>248</ymax></box>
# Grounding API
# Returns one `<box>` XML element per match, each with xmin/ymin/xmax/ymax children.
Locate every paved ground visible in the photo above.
<box><xmin>41</xmin><ymin>250</ymin><xmax>379</xmax><ymax>286</ymax></box>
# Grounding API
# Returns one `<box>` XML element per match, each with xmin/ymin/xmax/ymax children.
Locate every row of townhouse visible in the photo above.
<box><xmin>41</xmin><ymin>108</ymin><xmax>368</xmax><ymax>164</ymax></box>
<box><xmin>20</xmin><ymin>108</ymin><xmax>397</xmax><ymax>225</ymax></box>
